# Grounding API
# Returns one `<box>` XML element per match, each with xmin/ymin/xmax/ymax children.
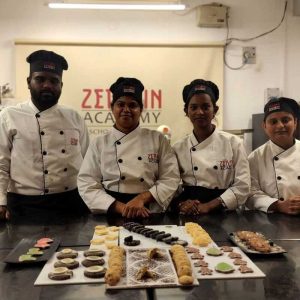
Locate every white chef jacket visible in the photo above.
<box><xmin>0</xmin><ymin>101</ymin><xmax>89</xmax><ymax>205</ymax></box>
<box><xmin>77</xmin><ymin>126</ymin><xmax>180</xmax><ymax>213</ymax></box>
<box><xmin>173</xmin><ymin>129</ymin><xmax>250</xmax><ymax>210</ymax></box>
<box><xmin>246</xmin><ymin>139</ymin><xmax>300</xmax><ymax>213</ymax></box>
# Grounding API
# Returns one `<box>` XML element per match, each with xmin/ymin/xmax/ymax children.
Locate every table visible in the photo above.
<box><xmin>0</xmin><ymin>211</ymin><xmax>299</xmax><ymax>300</ymax></box>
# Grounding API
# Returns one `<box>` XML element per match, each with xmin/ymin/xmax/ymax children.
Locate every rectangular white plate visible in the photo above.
<box><xmin>191</xmin><ymin>247</ymin><xmax>265</xmax><ymax>279</ymax></box>
<box><xmin>34</xmin><ymin>249</ymin><xmax>108</xmax><ymax>286</ymax></box>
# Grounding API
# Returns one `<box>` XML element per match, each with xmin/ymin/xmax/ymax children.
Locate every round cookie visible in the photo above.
<box><xmin>48</xmin><ymin>267</ymin><xmax>73</xmax><ymax>280</ymax></box>
<box><xmin>215</xmin><ymin>262</ymin><xmax>235</xmax><ymax>274</ymax></box>
<box><xmin>56</xmin><ymin>248</ymin><xmax>78</xmax><ymax>259</ymax></box>
<box><xmin>206</xmin><ymin>247</ymin><xmax>223</xmax><ymax>256</ymax></box>
<box><xmin>84</xmin><ymin>266</ymin><xmax>107</xmax><ymax>278</ymax></box>
<box><xmin>54</xmin><ymin>258</ymin><xmax>79</xmax><ymax>269</ymax></box>
<box><xmin>82</xmin><ymin>256</ymin><xmax>105</xmax><ymax>267</ymax></box>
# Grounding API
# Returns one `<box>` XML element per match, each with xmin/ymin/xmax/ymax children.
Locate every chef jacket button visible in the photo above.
<box><xmin>45</xmin><ymin>189</ymin><xmax>49</xmax><ymax>193</ymax></box>
<box><xmin>41</xmin><ymin>131</ymin><xmax>45</xmax><ymax>135</ymax></box>
<box><xmin>43</xmin><ymin>151</ymin><xmax>47</xmax><ymax>155</ymax></box>
<box><xmin>121</xmin><ymin>176</ymin><xmax>126</xmax><ymax>180</ymax></box>
<box><xmin>274</xmin><ymin>156</ymin><xmax>279</xmax><ymax>161</ymax></box>
<box><xmin>298</xmin><ymin>176</ymin><xmax>300</xmax><ymax>180</ymax></box>
<box><xmin>35</xmin><ymin>113</ymin><xmax>40</xmax><ymax>118</ymax></box>
<box><xmin>140</xmin><ymin>178</ymin><xmax>144</xmax><ymax>182</ymax></box>
<box><xmin>64</xmin><ymin>168</ymin><xmax>67</xmax><ymax>172</ymax></box>
<box><xmin>118</xmin><ymin>159</ymin><xmax>123</xmax><ymax>163</ymax></box>
<box><xmin>138</xmin><ymin>156</ymin><xmax>142</xmax><ymax>160</ymax></box>
<box><xmin>193</xmin><ymin>166</ymin><xmax>198</xmax><ymax>171</ymax></box>
<box><xmin>279</xmin><ymin>197</ymin><xmax>284</xmax><ymax>201</ymax></box>
<box><xmin>61</xmin><ymin>149</ymin><xmax>66</xmax><ymax>153</ymax></box>
<box><xmin>60</xmin><ymin>131</ymin><xmax>64</xmax><ymax>135</ymax></box>
<box><xmin>65</xmin><ymin>187</ymin><xmax>69</xmax><ymax>190</ymax></box>
<box><xmin>44</xmin><ymin>170</ymin><xmax>48</xmax><ymax>174</ymax></box>
<box><xmin>191</xmin><ymin>148</ymin><xmax>196</xmax><ymax>151</ymax></box>
<box><xmin>277</xmin><ymin>176</ymin><xmax>282</xmax><ymax>180</ymax></box>
<box><xmin>213</xmin><ymin>165</ymin><xmax>218</xmax><ymax>170</ymax></box>
<box><xmin>116</xmin><ymin>141</ymin><xmax>121</xmax><ymax>145</ymax></box>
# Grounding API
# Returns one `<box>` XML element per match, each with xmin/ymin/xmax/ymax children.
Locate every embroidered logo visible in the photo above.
<box><xmin>194</xmin><ymin>85</ymin><xmax>206</xmax><ymax>92</ymax></box>
<box><xmin>268</xmin><ymin>103</ymin><xmax>280</xmax><ymax>112</ymax></box>
<box><xmin>43</xmin><ymin>62</ymin><xmax>56</xmax><ymax>70</ymax></box>
<box><xmin>123</xmin><ymin>86</ymin><xmax>135</xmax><ymax>93</ymax></box>
<box><xmin>220</xmin><ymin>159</ymin><xmax>233</xmax><ymax>170</ymax></box>
<box><xmin>148</xmin><ymin>153</ymin><xmax>159</xmax><ymax>163</ymax></box>
<box><xmin>70</xmin><ymin>138</ymin><xmax>78</xmax><ymax>146</ymax></box>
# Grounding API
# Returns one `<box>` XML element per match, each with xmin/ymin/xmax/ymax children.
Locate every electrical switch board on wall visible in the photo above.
<box><xmin>197</xmin><ymin>4</ymin><xmax>228</xmax><ymax>28</ymax></box>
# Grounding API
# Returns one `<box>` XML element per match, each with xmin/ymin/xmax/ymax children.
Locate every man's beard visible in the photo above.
<box><xmin>31</xmin><ymin>90</ymin><xmax>60</xmax><ymax>111</ymax></box>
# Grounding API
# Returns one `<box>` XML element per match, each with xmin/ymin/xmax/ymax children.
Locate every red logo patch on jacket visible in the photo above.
<box><xmin>70</xmin><ymin>138</ymin><xmax>78</xmax><ymax>146</ymax></box>
<box><xmin>220</xmin><ymin>159</ymin><xmax>233</xmax><ymax>170</ymax></box>
<box><xmin>148</xmin><ymin>153</ymin><xmax>159</xmax><ymax>163</ymax></box>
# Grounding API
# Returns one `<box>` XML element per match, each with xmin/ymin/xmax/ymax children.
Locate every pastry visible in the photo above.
<box><xmin>220</xmin><ymin>246</ymin><xmax>233</xmax><ymax>252</ymax></box>
<box><xmin>199</xmin><ymin>267</ymin><xmax>213</xmax><ymax>275</ymax></box>
<box><xmin>27</xmin><ymin>248</ymin><xmax>43</xmax><ymax>256</ymax></box>
<box><xmin>228</xmin><ymin>252</ymin><xmax>242</xmax><ymax>259</ymax></box>
<box><xmin>105</xmin><ymin>241</ymin><xmax>117</xmax><ymax>249</ymax></box>
<box><xmin>147</xmin><ymin>248</ymin><xmax>164</xmax><ymax>259</ymax></box>
<box><xmin>177</xmin><ymin>264</ymin><xmax>192</xmax><ymax>277</ymax></box>
<box><xmin>124</xmin><ymin>236</ymin><xmax>140</xmax><ymax>246</ymax></box>
<box><xmin>18</xmin><ymin>254</ymin><xmax>37</xmax><ymax>262</ymax></box>
<box><xmin>108</xmin><ymin>226</ymin><xmax>120</xmax><ymax>232</ymax></box>
<box><xmin>136</xmin><ymin>266</ymin><xmax>158</xmax><ymax>280</ymax></box>
<box><xmin>215</xmin><ymin>262</ymin><xmax>235</xmax><ymax>274</ymax></box>
<box><xmin>82</xmin><ymin>256</ymin><xmax>105</xmax><ymax>267</ymax></box>
<box><xmin>90</xmin><ymin>238</ymin><xmax>105</xmax><ymax>245</ymax></box>
<box><xmin>48</xmin><ymin>267</ymin><xmax>73</xmax><ymax>280</ymax></box>
<box><xmin>37</xmin><ymin>237</ymin><xmax>53</xmax><ymax>244</ymax></box>
<box><xmin>106</xmin><ymin>234</ymin><xmax>118</xmax><ymax>241</ymax></box>
<box><xmin>194</xmin><ymin>260</ymin><xmax>208</xmax><ymax>267</ymax></box>
<box><xmin>171</xmin><ymin>240</ymin><xmax>188</xmax><ymax>247</ymax></box>
<box><xmin>54</xmin><ymin>258</ymin><xmax>79</xmax><ymax>269</ymax></box>
<box><xmin>206</xmin><ymin>247</ymin><xmax>223</xmax><ymax>256</ymax></box>
<box><xmin>34</xmin><ymin>242</ymin><xmax>50</xmax><ymax>249</ymax></box>
<box><xmin>191</xmin><ymin>253</ymin><xmax>204</xmax><ymax>260</ymax></box>
<box><xmin>84</xmin><ymin>266</ymin><xmax>107</xmax><ymax>278</ymax></box>
<box><xmin>83</xmin><ymin>249</ymin><xmax>105</xmax><ymax>257</ymax></box>
<box><xmin>178</xmin><ymin>275</ymin><xmax>194</xmax><ymax>285</ymax></box>
<box><xmin>56</xmin><ymin>248</ymin><xmax>78</xmax><ymax>259</ymax></box>
<box><xmin>239</xmin><ymin>265</ymin><xmax>254</xmax><ymax>273</ymax></box>
<box><xmin>233</xmin><ymin>258</ymin><xmax>247</xmax><ymax>265</ymax></box>
<box><xmin>105</xmin><ymin>246</ymin><xmax>125</xmax><ymax>286</ymax></box>
<box><xmin>95</xmin><ymin>229</ymin><xmax>109</xmax><ymax>236</ymax></box>
<box><xmin>185</xmin><ymin>246</ymin><xmax>200</xmax><ymax>253</ymax></box>
<box><xmin>95</xmin><ymin>225</ymin><xmax>107</xmax><ymax>230</ymax></box>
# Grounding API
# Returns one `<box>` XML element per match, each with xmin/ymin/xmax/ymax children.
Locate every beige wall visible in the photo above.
<box><xmin>16</xmin><ymin>43</ymin><xmax>223</xmax><ymax>142</ymax></box>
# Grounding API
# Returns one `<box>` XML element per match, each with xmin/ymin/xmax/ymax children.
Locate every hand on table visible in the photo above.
<box><xmin>179</xmin><ymin>199</ymin><xmax>200</xmax><ymax>215</ymax></box>
<box><xmin>276</xmin><ymin>196</ymin><xmax>300</xmax><ymax>215</ymax></box>
<box><xmin>122</xmin><ymin>192</ymin><xmax>153</xmax><ymax>218</ymax></box>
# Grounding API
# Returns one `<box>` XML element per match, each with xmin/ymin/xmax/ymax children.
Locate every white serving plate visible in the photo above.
<box><xmin>34</xmin><ymin>249</ymin><xmax>108</xmax><ymax>286</ymax></box>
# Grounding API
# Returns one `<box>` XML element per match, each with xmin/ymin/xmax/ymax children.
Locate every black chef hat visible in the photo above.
<box><xmin>110</xmin><ymin>77</ymin><xmax>144</xmax><ymax>107</ymax></box>
<box><xmin>182</xmin><ymin>79</ymin><xmax>219</xmax><ymax>105</ymax></box>
<box><xmin>26</xmin><ymin>50</ymin><xmax>68</xmax><ymax>76</ymax></box>
<box><xmin>264</xmin><ymin>97</ymin><xmax>299</xmax><ymax>120</ymax></box>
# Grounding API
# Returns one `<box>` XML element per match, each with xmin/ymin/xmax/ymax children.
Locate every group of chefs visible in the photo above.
<box><xmin>0</xmin><ymin>49</ymin><xmax>299</xmax><ymax>221</ymax></box>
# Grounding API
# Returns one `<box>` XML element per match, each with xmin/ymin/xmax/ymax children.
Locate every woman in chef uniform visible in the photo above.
<box><xmin>246</xmin><ymin>97</ymin><xmax>300</xmax><ymax>215</ymax></box>
<box><xmin>77</xmin><ymin>77</ymin><xmax>180</xmax><ymax>218</ymax></box>
<box><xmin>172</xmin><ymin>79</ymin><xmax>250</xmax><ymax>215</ymax></box>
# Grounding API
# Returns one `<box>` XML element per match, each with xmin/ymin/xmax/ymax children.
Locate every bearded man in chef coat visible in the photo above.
<box><xmin>0</xmin><ymin>50</ymin><xmax>89</xmax><ymax>220</ymax></box>
<box><xmin>247</xmin><ymin>97</ymin><xmax>300</xmax><ymax>215</ymax></box>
